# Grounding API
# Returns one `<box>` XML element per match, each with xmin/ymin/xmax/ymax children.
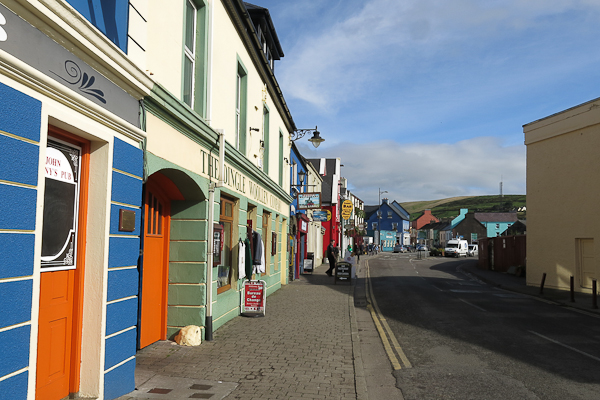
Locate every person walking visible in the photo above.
<box><xmin>326</xmin><ymin>239</ymin><xmax>337</xmax><ymax>277</ymax></box>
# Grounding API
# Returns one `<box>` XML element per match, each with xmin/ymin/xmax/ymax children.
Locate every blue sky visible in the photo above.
<box><xmin>256</xmin><ymin>0</ymin><xmax>600</xmax><ymax>204</ymax></box>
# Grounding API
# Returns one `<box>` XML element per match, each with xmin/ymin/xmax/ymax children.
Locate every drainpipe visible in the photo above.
<box><xmin>206</xmin><ymin>131</ymin><xmax>225</xmax><ymax>341</ymax></box>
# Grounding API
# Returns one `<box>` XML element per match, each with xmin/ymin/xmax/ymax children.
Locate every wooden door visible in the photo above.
<box><xmin>139</xmin><ymin>182</ymin><xmax>170</xmax><ymax>348</ymax></box>
<box><xmin>36</xmin><ymin>270</ymin><xmax>75</xmax><ymax>399</ymax></box>
<box><xmin>578</xmin><ymin>238</ymin><xmax>595</xmax><ymax>288</ymax></box>
<box><xmin>37</xmin><ymin>131</ymin><xmax>89</xmax><ymax>400</ymax></box>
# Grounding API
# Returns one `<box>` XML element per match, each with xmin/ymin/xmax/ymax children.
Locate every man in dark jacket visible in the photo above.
<box><xmin>326</xmin><ymin>239</ymin><xmax>336</xmax><ymax>276</ymax></box>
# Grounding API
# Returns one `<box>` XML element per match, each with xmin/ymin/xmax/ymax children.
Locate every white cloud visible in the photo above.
<box><xmin>298</xmin><ymin>136</ymin><xmax>526</xmax><ymax>204</ymax></box>
<box><xmin>278</xmin><ymin>0</ymin><xmax>600</xmax><ymax>113</ymax></box>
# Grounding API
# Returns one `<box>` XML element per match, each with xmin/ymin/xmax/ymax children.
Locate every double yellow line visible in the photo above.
<box><xmin>365</xmin><ymin>260</ymin><xmax>412</xmax><ymax>370</ymax></box>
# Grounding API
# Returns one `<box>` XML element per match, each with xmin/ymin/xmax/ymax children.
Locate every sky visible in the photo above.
<box><xmin>255</xmin><ymin>0</ymin><xmax>600</xmax><ymax>205</ymax></box>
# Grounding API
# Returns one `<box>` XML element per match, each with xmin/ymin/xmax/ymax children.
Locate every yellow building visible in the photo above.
<box><xmin>524</xmin><ymin>98</ymin><xmax>600</xmax><ymax>293</ymax></box>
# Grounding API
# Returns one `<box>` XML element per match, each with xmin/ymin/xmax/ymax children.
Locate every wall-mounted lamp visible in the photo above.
<box><xmin>284</xmin><ymin>157</ymin><xmax>289</xmax><ymax>164</ymax></box>
<box><xmin>291</xmin><ymin>170</ymin><xmax>306</xmax><ymax>189</ymax></box>
<box><xmin>291</xmin><ymin>126</ymin><xmax>325</xmax><ymax>148</ymax></box>
<box><xmin>250</xmin><ymin>127</ymin><xmax>260</xmax><ymax>133</ymax></box>
<box><xmin>260</xmin><ymin>140</ymin><xmax>265</xmax><ymax>148</ymax></box>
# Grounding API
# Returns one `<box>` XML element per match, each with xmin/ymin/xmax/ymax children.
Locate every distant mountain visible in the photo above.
<box><xmin>401</xmin><ymin>195</ymin><xmax>526</xmax><ymax>221</ymax></box>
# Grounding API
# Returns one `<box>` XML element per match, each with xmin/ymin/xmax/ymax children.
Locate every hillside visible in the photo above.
<box><xmin>401</xmin><ymin>195</ymin><xmax>526</xmax><ymax>221</ymax></box>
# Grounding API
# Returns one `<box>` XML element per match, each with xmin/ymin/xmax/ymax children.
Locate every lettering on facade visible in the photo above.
<box><xmin>200</xmin><ymin>149</ymin><xmax>281</xmax><ymax>212</ymax></box>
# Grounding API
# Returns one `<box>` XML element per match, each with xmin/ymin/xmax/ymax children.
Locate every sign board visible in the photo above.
<box><xmin>241</xmin><ymin>280</ymin><xmax>266</xmax><ymax>317</ymax></box>
<box><xmin>312</xmin><ymin>210</ymin><xmax>329</xmax><ymax>222</ymax></box>
<box><xmin>297</xmin><ymin>192</ymin><xmax>321</xmax><ymax>209</ymax></box>
<box><xmin>335</xmin><ymin>261</ymin><xmax>352</xmax><ymax>285</ymax></box>
<box><xmin>303</xmin><ymin>258</ymin><xmax>314</xmax><ymax>273</ymax></box>
<box><xmin>341</xmin><ymin>200</ymin><xmax>353</xmax><ymax>220</ymax></box>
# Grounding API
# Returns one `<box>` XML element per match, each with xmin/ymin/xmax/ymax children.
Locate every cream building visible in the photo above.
<box><xmin>524</xmin><ymin>97</ymin><xmax>600</xmax><ymax>293</ymax></box>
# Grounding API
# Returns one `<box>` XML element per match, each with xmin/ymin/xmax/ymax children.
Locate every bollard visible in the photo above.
<box><xmin>593</xmin><ymin>280</ymin><xmax>598</xmax><ymax>309</ymax></box>
<box><xmin>570</xmin><ymin>276</ymin><xmax>575</xmax><ymax>302</ymax></box>
<box><xmin>540</xmin><ymin>273</ymin><xmax>546</xmax><ymax>295</ymax></box>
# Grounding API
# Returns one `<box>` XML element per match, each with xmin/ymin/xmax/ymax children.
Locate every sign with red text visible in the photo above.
<box><xmin>242</xmin><ymin>280</ymin><xmax>266</xmax><ymax>317</ymax></box>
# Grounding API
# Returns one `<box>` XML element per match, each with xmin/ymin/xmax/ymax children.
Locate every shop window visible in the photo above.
<box><xmin>217</xmin><ymin>197</ymin><xmax>235</xmax><ymax>293</ymax></box>
<box><xmin>262</xmin><ymin>211</ymin><xmax>271</xmax><ymax>275</ymax></box>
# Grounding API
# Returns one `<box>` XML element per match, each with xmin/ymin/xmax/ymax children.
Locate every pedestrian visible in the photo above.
<box><xmin>326</xmin><ymin>240</ymin><xmax>337</xmax><ymax>276</ymax></box>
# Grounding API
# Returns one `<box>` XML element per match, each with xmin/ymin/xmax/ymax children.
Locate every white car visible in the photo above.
<box><xmin>467</xmin><ymin>244</ymin><xmax>478</xmax><ymax>257</ymax></box>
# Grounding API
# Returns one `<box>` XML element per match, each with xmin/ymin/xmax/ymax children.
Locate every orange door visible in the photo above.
<box><xmin>36</xmin><ymin>270</ymin><xmax>75</xmax><ymax>399</ymax></box>
<box><xmin>36</xmin><ymin>130</ymin><xmax>89</xmax><ymax>400</ymax></box>
<box><xmin>139</xmin><ymin>182</ymin><xmax>170</xmax><ymax>348</ymax></box>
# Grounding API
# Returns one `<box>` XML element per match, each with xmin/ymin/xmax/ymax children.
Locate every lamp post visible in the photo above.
<box><xmin>290</xmin><ymin>126</ymin><xmax>325</xmax><ymax>148</ymax></box>
<box><xmin>378</xmin><ymin>188</ymin><xmax>388</xmax><ymax>248</ymax></box>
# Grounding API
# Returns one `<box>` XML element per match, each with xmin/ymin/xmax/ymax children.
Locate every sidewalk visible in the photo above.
<box><xmin>460</xmin><ymin>259</ymin><xmax>600</xmax><ymax>316</ymax></box>
<box><xmin>116</xmin><ymin>260</ymin><xmax>368</xmax><ymax>400</ymax></box>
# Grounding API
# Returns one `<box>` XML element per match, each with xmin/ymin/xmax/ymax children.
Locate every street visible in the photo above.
<box><xmin>366</xmin><ymin>254</ymin><xmax>600</xmax><ymax>400</ymax></box>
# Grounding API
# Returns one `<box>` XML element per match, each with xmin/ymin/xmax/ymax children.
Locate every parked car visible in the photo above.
<box><xmin>393</xmin><ymin>244</ymin><xmax>406</xmax><ymax>253</ymax></box>
<box><xmin>416</xmin><ymin>244</ymin><xmax>428</xmax><ymax>251</ymax></box>
<box><xmin>467</xmin><ymin>244</ymin><xmax>478</xmax><ymax>257</ymax></box>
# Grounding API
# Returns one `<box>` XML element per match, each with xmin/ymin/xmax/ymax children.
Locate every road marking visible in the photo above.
<box><xmin>365</xmin><ymin>261</ymin><xmax>413</xmax><ymax>370</ymax></box>
<box><xmin>529</xmin><ymin>331</ymin><xmax>600</xmax><ymax>362</ymax></box>
<box><xmin>459</xmin><ymin>298</ymin><xmax>487</xmax><ymax>312</ymax></box>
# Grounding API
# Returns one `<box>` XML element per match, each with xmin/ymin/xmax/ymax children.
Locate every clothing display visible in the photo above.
<box><xmin>238</xmin><ymin>240</ymin><xmax>246</xmax><ymax>279</ymax></box>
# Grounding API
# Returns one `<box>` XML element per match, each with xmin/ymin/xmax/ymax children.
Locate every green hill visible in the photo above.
<box><xmin>401</xmin><ymin>195</ymin><xmax>526</xmax><ymax>221</ymax></box>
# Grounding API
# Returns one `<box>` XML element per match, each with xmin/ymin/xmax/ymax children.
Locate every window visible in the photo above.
<box><xmin>278</xmin><ymin>131</ymin><xmax>283</xmax><ymax>186</ymax></box>
<box><xmin>235</xmin><ymin>60</ymin><xmax>248</xmax><ymax>153</ymax></box>
<box><xmin>392</xmin><ymin>223</ymin><xmax>398</xmax><ymax>230</ymax></box>
<box><xmin>388</xmin><ymin>211</ymin><xmax>393</xmax><ymax>219</ymax></box>
<box><xmin>372</xmin><ymin>222</ymin><xmax>378</xmax><ymax>230</ymax></box>
<box><xmin>217</xmin><ymin>197</ymin><xmax>235</xmax><ymax>293</ymax></box>
<box><xmin>262</xmin><ymin>106</ymin><xmax>270</xmax><ymax>173</ymax></box>
<box><xmin>182</xmin><ymin>0</ymin><xmax>208</xmax><ymax>116</ymax></box>
<box><xmin>183</xmin><ymin>0</ymin><xmax>197</xmax><ymax>108</ymax></box>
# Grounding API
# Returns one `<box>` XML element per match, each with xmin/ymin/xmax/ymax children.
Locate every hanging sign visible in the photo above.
<box><xmin>341</xmin><ymin>200</ymin><xmax>353</xmax><ymax>220</ymax></box>
<box><xmin>312</xmin><ymin>210</ymin><xmax>328</xmax><ymax>222</ymax></box>
<box><xmin>241</xmin><ymin>280</ymin><xmax>267</xmax><ymax>317</ymax></box>
<box><xmin>297</xmin><ymin>192</ymin><xmax>321</xmax><ymax>209</ymax></box>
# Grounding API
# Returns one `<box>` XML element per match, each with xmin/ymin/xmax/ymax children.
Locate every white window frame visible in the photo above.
<box><xmin>183</xmin><ymin>0</ymin><xmax>197</xmax><ymax>108</ymax></box>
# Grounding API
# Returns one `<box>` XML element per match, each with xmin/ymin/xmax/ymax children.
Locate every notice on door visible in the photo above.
<box><xmin>242</xmin><ymin>280</ymin><xmax>266</xmax><ymax>317</ymax></box>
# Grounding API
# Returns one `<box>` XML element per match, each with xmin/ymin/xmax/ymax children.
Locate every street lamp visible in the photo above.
<box><xmin>378</xmin><ymin>188</ymin><xmax>388</xmax><ymax>247</ymax></box>
<box><xmin>290</xmin><ymin>126</ymin><xmax>325</xmax><ymax>148</ymax></box>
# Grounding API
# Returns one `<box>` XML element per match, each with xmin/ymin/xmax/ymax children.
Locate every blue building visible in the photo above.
<box><xmin>365</xmin><ymin>198</ymin><xmax>410</xmax><ymax>250</ymax></box>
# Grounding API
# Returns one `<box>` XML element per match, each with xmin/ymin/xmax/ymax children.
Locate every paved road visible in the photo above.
<box><xmin>367</xmin><ymin>253</ymin><xmax>600</xmax><ymax>400</ymax></box>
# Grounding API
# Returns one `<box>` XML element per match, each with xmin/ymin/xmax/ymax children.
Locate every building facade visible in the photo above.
<box><xmin>0</xmin><ymin>1</ymin><xmax>296</xmax><ymax>399</ymax></box>
<box><xmin>525</xmin><ymin>96</ymin><xmax>600</xmax><ymax>293</ymax></box>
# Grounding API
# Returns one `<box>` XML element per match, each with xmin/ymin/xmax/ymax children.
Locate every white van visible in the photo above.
<box><xmin>467</xmin><ymin>244</ymin><xmax>478</xmax><ymax>257</ymax></box>
<box><xmin>445</xmin><ymin>239</ymin><xmax>469</xmax><ymax>257</ymax></box>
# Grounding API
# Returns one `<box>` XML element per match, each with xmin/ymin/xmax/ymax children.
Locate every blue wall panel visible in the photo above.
<box><xmin>0</xmin><ymin>233</ymin><xmax>35</xmax><ymax>279</ymax></box>
<box><xmin>104</xmin><ymin>328</ymin><xmax>136</xmax><ymax>370</ymax></box>
<box><xmin>108</xmin><ymin>237</ymin><xmax>140</xmax><ymax>268</ymax></box>
<box><xmin>0</xmin><ymin>371</ymin><xmax>28</xmax><ymax>400</ymax></box>
<box><xmin>0</xmin><ymin>326</ymin><xmax>30</xmax><ymax>377</ymax></box>
<box><xmin>104</xmin><ymin>358</ymin><xmax>135</xmax><ymax>400</ymax></box>
<box><xmin>105</xmin><ymin>298</ymin><xmax>137</xmax><ymax>336</ymax></box>
<box><xmin>64</xmin><ymin>0</ymin><xmax>129</xmax><ymax>53</ymax></box>
<box><xmin>0</xmin><ymin>82</ymin><xmax>41</xmax><ymax>142</ymax></box>
<box><xmin>109</xmin><ymin>204</ymin><xmax>141</xmax><ymax>236</ymax></box>
<box><xmin>113</xmin><ymin>138</ymin><xmax>143</xmax><ymax>178</ymax></box>
<box><xmin>0</xmin><ymin>185</ymin><xmax>37</xmax><ymax>230</ymax></box>
<box><xmin>0</xmin><ymin>136</ymin><xmax>39</xmax><ymax>186</ymax></box>
<box><xmin>0</xmin><ymin>280</ymin><xmax>32</xmax><ymax>329</ymax></box>
<box><xmin>107</xmin><ymin>268</ymin><xmax>139</xmax><ymax>302</ymax></box>
<box><xmin>111</xmin><ymin>172</ymin><xmax>143</xmax><ymax>207</ymax></box>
